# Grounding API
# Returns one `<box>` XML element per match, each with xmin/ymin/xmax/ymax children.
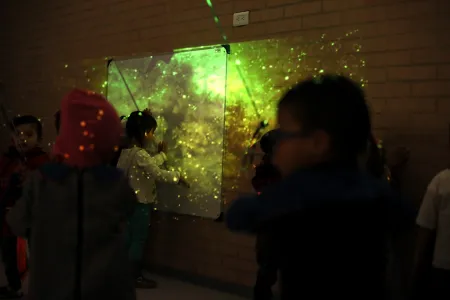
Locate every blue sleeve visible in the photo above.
<box><xmin>225</xmin><ymin>195</ymin><xmax>261</xmax><ymax>232</ymax></box>
<box><xmin>226</xmin><ymin>178</ymin><xmax>301</xmax><ymax>232</ymax></box>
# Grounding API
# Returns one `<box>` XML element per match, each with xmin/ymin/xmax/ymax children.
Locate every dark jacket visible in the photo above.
<box><xmin>251</xmin><ymin>155</ymin><xmax>281</xmax><ymax>193</ymax></box>
<box><xmin>251</xmin><ymin>155</ymin><xmax>281</xmax><ymax>254</ymax></box>
<box><xmin>226</xmin><ymin>163</ymin><xmax>402</xmax><ymax>300</ymax></box>
<box><xmin>7</xmin><ymin>163</ymin><xmax>137</xmax><ymax>300</ymax></box>
<box><xmin>0</xmin><ymin>146</ymin><xmax>49</xmax><ymax>236</ymax></box>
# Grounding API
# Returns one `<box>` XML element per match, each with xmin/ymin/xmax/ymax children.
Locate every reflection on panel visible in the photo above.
<box><xmin>107</xmin><ymin>46</ymin><xmax>227</xmax><ymax>219</ymax></box>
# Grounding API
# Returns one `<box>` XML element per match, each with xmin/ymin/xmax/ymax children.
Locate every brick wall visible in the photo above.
<box><xmin>1</xmin><ymin>0</ymin><xmax>450</xmax><ymax>290</ymax></box>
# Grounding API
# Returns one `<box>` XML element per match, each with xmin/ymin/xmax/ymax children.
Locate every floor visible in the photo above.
<box><xmin>0</xmin><ymin>265</ymin><xmax>248</xmax><ymax>300</ymax></box>
<box><xmin>136</xmin><ymin>273</ymin><xmax>249</xmax><ymax>300</ymax></box>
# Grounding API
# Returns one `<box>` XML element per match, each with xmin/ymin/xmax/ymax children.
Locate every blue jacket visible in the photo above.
<box><xmin>226</xmin><ymin>163</ymin><xmax>399</xmax><ymax>232</ymax></box>
<box><xmin>226</xmin><ymin>163</ymin><xmax>414</xmax><ymax>299</ymax></box>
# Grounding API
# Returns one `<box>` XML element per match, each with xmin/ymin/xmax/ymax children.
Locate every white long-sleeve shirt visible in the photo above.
<box><xmin>117</xmin><ymin>146</ymin><xmax>180</xmax><ymax>204</ymax></box>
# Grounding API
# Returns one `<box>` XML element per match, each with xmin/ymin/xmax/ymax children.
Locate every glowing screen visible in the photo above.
<box><xmin>107</xmin><ymin>32</ymin><xmax>365</xmax><ymax>218</ymax></box>
<box><xmin>107</xmin><ymin>46</ymin><xmax>227</xmax><ymax>219</ymax></box>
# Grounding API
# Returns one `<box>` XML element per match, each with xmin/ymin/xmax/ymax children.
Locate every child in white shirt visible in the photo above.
<box><xmin>413</xmin><ymin>169</ymin><xmax>450</xmax><ymax>299</ymax></box>
<box><xmin>117</xmin><ymin>110</ymin><xmax>189</xmax><ymax>289</ymax></box>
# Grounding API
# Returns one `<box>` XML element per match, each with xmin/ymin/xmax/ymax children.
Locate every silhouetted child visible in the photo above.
<box><xmin>413</xmin><ymin>166</ymin><xmax>450</xmax><ymax>299</ymax></box>
<box><xmin>117</xmin><ymin>110</ymin><xmax>189</xmax><ymax>289</ymax></box>
<box><xmin>251</xmin><ymin>130</ymin><xmax>282</xmax><ymax>300</ymax></box>
<box><xmin>7</xmin><ymin>89</ymin><xmax>137</xmax><ymax>300</ymax></box>
<box><xmin>226</xmin><ymin>75</ymin><xmax>403</xmax><ymax>300</ymax></box>
<box><xmin>0</xmin><ymin>115</ymin><xmax>49</xmax><ymax>298</ymax></box>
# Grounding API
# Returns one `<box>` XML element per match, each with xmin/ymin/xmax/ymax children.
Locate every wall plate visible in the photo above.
<box><xmin>233</xmin><ymin>11</ymin><xmax>249</xmax><ymax>27</ymax></box>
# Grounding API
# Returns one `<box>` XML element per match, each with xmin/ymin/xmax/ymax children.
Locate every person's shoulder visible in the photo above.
<box><xmin>432</xmin><ymin>169</ymin><xmax>450</xmax><ymax>182</ymax></box>
<box><xmin>135</xmin><ymin>147</ymin><xmax>150</xmax><ymax>157</ymax></box>
<box><xmin>120</xmin><ymin>147</ymin><xmax>148</xmax><ymax>159</ymax></box>
<box><xmin>29</xmin><ymin>148</ymin><xmax>51</xmax><ymax>165</ymax></box>
<box><xmin>39</xmin><ymin>162</ymin><xmax>73</xmax><ymax>181</ymax></box>
<box><xmin>133</xmin><ymin>147</ymin><xmax>153</xmax><ymax>164</ymax></box>
<box><xmin>428</xmin><ymin>168</ymin><xmax>450</xmax><ymax>193</ymax></box>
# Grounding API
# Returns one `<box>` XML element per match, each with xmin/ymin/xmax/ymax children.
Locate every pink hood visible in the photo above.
<box><xmin>54</xmin><ymin>89</ymin><xmax>122</xmax><ymax>168</ymax></box>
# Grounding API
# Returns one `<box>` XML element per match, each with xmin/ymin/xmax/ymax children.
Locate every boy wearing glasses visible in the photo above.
<box><xmin>226</xmin><ymin>75</ymin><xmax>401</xmax><ymax>300</ymax></box>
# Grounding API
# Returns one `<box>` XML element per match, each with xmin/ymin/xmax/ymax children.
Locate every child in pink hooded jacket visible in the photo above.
<box><xmin>7</xmin><ymin>89</ymin><xmax>137</xmax><ymax>300</ymax></box>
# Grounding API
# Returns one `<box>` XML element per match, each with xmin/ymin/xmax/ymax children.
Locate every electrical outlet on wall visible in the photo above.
<box><xmin>233</xmin><ymin>11</ymin><xmax>249</xmax><ymax>27</ymax></box>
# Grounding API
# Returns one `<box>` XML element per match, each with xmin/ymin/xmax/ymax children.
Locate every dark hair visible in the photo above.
<box><xmin>260</xmin><ymin>130</ymin><xmax>278</xmax><ymax>155</ymax></box>
<box><xmin>278</xmin><ymin>74</ymin><xmax>371</xmax><ymax>161</ymax></box>
<box><xmin>125</xmin><ymin>111</ymin><xmax>157</xmax><ymax>146</ymax></box>
<box><xmin>366</xmin><ymin>133</ymin><xmax>386</xmax><ymax>178</ymax></box>
<box><xmin>54</xmin><ymin>110</ymin><xmax>61</xmax><ymax>134</ymax></box>
<box><xmin>10</xmin><ymin>115</ymin><xmax>43</xmax><ymax>140</ymax></box>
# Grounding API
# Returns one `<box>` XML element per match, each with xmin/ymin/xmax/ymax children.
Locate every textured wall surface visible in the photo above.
<box><xmin>1</xmin><ymin>0</ymin><xmax>450</xmax><ymax>289</ymax></box>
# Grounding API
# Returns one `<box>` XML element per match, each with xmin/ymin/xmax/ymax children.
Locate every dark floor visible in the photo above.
<box><xmin>0</xmin><ymin>264</ymin><xmax>248</xmax><ymax>300</ymax></box>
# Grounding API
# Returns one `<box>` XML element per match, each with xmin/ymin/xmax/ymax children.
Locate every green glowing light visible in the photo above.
<box><xmin>108</xmin><ymin>47</ymin><xmax>226</xmax><ymax>218</ymax></box>
<box><xmin>106</xmin><ymin>32</ymin><xmax>366</xmax><ymax>217</ymax></box>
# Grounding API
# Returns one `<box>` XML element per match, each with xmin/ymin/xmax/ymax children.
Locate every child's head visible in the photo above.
<box><xmin>274</xmin><ymin>75</ymin><xmax>371</xmax><ymax>176</ymax></box>
<box><xmin>10</xmin><ymin>115</ymin><xmax>43</xmax><ymax>152</ymax></box>
<box><xmin>54</xmin><ymin>89</ymin><xmax>122</xmax><ymax>168</ymax></box>
<box><xmin>125</xmin><ymin>110</ymin><xmax>157</xmax><ymax>147</ymax></box>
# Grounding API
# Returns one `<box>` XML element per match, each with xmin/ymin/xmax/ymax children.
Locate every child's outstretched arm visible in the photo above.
<box><xmin>136</xmin><ymin>149</ymin><xmax>181</xmax><ymax>184</ymax></box>
<box><xmin>150</xmin><ymin>152</ymin><xmax>167</xmax><ymax>167</ymax></box>
<box><xmin>6</xmin><ymin>172</ymin><xmax>37</xmax><ymax>237</ymax></box>
<box><xmin>226</xmin><ymin>176</ymin><xmax>303</xmax><ymax>233</ymax></box>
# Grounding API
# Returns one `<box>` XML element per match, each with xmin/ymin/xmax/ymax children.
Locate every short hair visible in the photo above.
<box><xmin>54</xmin><ymin>110</ymin><xmax>61</xmax><ymax>134</ymax></box>
<box><xmin>125</xmin><ymin>110</ymin><xmax>158</xmax><ymax>146</ymax></box>
<box><xmin>10</xmin><ymin>115</ymin><xmax>43</xmax><ymax>140</ymax></box>
<box><xmin>278</xmin><ymin>74</ymin><xmax>371</xmax><ymax>161</ymax></box>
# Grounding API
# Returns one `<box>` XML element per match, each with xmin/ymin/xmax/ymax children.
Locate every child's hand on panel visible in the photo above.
<box><xmin>178</xmin><ymin>175</ymin><xmax>190</xmax><ymax>188</ymax></box>
<box><xmin>158</xmin><ymin>141</ymin><xmax>168</xmax><ymax>154</ymax></box>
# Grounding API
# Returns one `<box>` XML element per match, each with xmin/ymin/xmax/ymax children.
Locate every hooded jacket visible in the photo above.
<box><xmin>0</xmin><ymin>146</ymin><xmax>49</xmax><ymax>236</ymax></box>
<box><xmin>226</xmin><ymin>163</ymin><xmax>403</xmax><ymax>299</ymax></box>
<box><xmin>7</xmin><ymin>89</ymin><xmax>137</xmax><ymax>300</ymax></box>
